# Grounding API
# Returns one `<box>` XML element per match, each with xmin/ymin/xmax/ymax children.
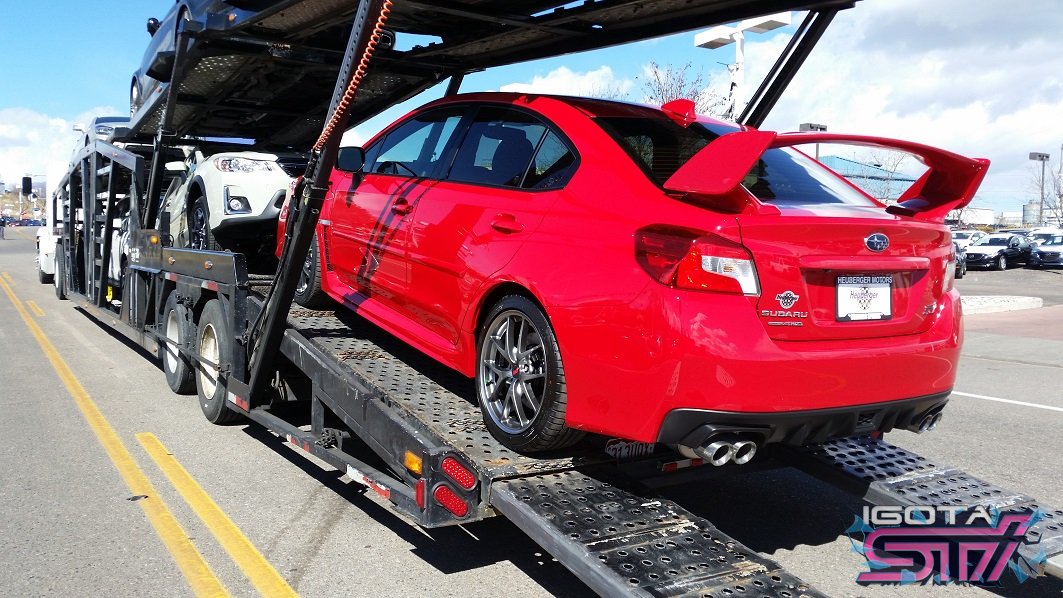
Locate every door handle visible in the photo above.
<box><xmin>490</xmin><ymin>214</ymin><xmax>524</xmax><ymax>234</ymax></box>
<box><xmin>391</xmin><ymin>198</ymin><xmax>412</xmax><ymax>215</ymax></box>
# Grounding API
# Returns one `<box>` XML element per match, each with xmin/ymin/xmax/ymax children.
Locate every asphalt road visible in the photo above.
<box><xmin>0</xmin><ymin>226</ymin><xmax>1060</xmax><ymax>597</ymax></box>
<box><xmin>956</xmin><ymin>262</ymin><xmax>1063</xmax><ymax>306</ymax></box>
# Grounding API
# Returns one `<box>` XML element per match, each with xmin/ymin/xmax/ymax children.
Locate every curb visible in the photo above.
<box><xmin>960</xmin><ymin>295</ymin><xmax>1044</xmax><ymax>315</ymax></box>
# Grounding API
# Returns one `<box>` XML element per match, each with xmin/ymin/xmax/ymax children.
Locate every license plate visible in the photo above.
<box><xmin>836</xmin><ymin>275</ymin><xmax>892</xmax><ymax>321</ymax></box>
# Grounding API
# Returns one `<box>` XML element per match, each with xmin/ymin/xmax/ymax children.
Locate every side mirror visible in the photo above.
<box><xmin>164</xmin><ymin>161</ymin><xmax>188</xmax><ymax>173</ymax></box>
<box><xmin>336</xmin><ymin>147</ymin><xmax>366</xmax><ymax>173</ymax></box>
<box><xmin>147</xmin><ymin>18</ymin><xmax>161</xmax><ymax>36</ymax></box>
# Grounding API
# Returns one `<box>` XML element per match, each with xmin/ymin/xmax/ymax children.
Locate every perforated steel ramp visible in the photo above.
<box><xmin>779</xmin><ymin>436</ymin><xmax>1063</xmax><ymax>579</ymax></box>
<box><xmin>284</xmin><ymin>307</ymin><xmax>600</xmax><ymax>478</ymax></box>
<box><xmin>493</xmin><ymin>470</ymin><xmax>825</xmax><ymax>598</ymax></box>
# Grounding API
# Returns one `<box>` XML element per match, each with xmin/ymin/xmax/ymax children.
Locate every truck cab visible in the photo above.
<box><xmin>36</xmin><ymin>191</ymin><xmax>61</xmax><ymax>284</ymax></box>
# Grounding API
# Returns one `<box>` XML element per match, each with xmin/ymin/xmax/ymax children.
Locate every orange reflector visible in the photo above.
<box><xmin>441</xmin><ymin>456</ymin><xmax>476</xmax><ymax>490</ymax></box>
<box><xmin>433</xmin><ymin>484</ymin><xmax>468</xmax><ymax>518</ymax></box>
<box><xmin>415</xmin><ymin>479</ymin><xmax>426</xmax><ymax>510</ymax></box>
<box><xmin>149</xmin><ymin>235</ymin><xmax>159</xmax><ymax>245</ymax></box>
<box><xmin>404</xmin><ymin>451</ymin><xmax>423</xmax><ymax>476</ymax></box>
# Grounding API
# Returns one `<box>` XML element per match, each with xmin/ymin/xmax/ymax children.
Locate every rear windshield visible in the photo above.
<box><xmin>595</xmin><ymin>115</ymin><xmax>876</xmax><ymax>206</ymax></box>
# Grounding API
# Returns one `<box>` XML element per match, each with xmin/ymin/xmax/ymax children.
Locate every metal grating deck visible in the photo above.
<box><xmin>781</xmin><ymin>436</ymin><xmax>1063</xmax><ymax>578</ymax></box>
<box><xmin>285</xmin><ymin>307</ymin><xmax>600</xmax><ymax>479</ymax></box>
<box><xmin>493</xmin><ymin>470</ymin><xmax>826</xmax><ymax>598</ymax></box>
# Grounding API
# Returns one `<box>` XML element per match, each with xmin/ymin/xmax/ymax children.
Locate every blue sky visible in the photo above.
<box><xmin>2</xmin><ymin>0</ymin><xmax>1062</xmax><ymax>218</ymax></box>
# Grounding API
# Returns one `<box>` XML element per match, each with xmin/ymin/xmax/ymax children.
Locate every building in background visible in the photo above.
<box><xmin>947</xmin><ymin>206</ymin><xmax>995</xmax><ymax>227</ymax></box>
<box><xmin>818</xmin><ymin>156</ymin><xmax>917</xmax><ymax>204</ymax></box>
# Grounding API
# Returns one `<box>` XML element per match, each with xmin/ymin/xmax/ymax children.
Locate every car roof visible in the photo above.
<box><xmin>422</xmin><ymin>92</ymin><xmax>741</xmax><ymax>126</ymax></box>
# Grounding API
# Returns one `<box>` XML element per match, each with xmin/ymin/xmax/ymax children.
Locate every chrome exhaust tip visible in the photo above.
<box><xmin>732</xmin><ymin>440</ymin><xmax>758</xmax><ymax>465</ymax></box>
<box><xmin>701</xmin><ymin>441</ymin><xmax>734</xmax><ymax>466</ymax></box>
<box><xmin>916</xmin><ymin>413</ymin><xmax>934</xmax><ymax>433</ymax></box>
<box><xmin>926</xmin><ymin>412</ymin><xmax>943</xmax><ymax>431</ymax></box>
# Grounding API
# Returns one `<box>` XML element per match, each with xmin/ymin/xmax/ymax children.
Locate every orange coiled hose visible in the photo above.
<box><xmin>313</xmin><ymin>0</ymin><xmax>394</xmax><ymax>152</ymax></box>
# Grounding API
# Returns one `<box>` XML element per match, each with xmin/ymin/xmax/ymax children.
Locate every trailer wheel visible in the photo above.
<box><xmin>294</xmin><ymin>235</ymin><xmax>332</xmax><ymax>308</ymax></box>
<box><xmin>476</xmin><ymin>295</ymin><xmax>584</xmax><ymax>452</ymax></box>
<box><xmin>196</xmin><ymin>299</ymin><xmax>242</xmax><ymax>424</ymax></box>
<box><xmin>161</xmin><ymin>292</ymin><xmax>196</xmax><ymax>394</ymax></box>
<box><xmin>54</xmin><ymin>253</ymin><xmax>67</xmax><ymax>300</ymax></box>
<box><xmin>38</xmin><ymin>259</ymin><xmax>53</xmax><ymax>284</ymax></box>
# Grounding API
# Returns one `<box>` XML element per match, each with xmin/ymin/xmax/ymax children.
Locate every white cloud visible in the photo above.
<box><xmin>0</xmin><ymin>105</ymin><xmax>120</xmax><ymax>196</ymax></box>
<box><xmin>500</xmin><ymin>66</ymin><xmax>633</xmax><ymax>99</ymax></box>
<box><xmin>739</xmin><ymin>0</ymin><xmax>1063</xmax><ymax>213</ymax></box>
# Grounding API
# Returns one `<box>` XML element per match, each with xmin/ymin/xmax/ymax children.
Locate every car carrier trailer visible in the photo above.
<box><xmin>49</xmin><ymin>0</ymin><xmax>1063</xmax><ymax>594</ymax></box>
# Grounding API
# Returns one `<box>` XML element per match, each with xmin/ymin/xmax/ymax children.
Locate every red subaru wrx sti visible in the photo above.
<box><xmin>280</xmin><ymin>93</ymin><xmax>988</xmax><ymax>463</ymax></box>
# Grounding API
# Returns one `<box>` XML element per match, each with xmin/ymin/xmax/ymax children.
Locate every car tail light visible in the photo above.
<box><xmin>942</xmin><ymin>245</ymin><xmax>957</xmax><ymax>293</ymax></box>
<box><xmin>635</xmin><ymin>226</ymin><xmax>760</xmax><ymax>295</ymax></box>
<box><xmin>433</xmin><ymin>484</ymin><xmax>469</xmax><ymax>518</ymax></box>
<box><xmin>441</xmin><ymin>456</ymin><xmax>477</xmax><ymax>490</ymax></box>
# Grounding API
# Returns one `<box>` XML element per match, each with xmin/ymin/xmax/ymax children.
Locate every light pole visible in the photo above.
<box><xmin>800</xmin><ymin>122</ymin><xmax>827</xmax><ymax>159</ymax></box>
<box><xmin>695</xmin><ymin>12</ymin><xmax>791</xmax><ymax>121</ymax></box>
<box><xmin>1030</xmin><ymin>152</ymin><xmax>1049</xmax><ymax>227</ymax></box>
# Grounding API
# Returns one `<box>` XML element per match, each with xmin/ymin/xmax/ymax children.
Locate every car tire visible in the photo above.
<box><xmin>476</xmin><ymin>295</ymin><xmax>584</xmax><ymax>453</ymax></box>
<box><xmin>161</xmin><ymin>292</ymin><xmax>196</xmax><ymax>395</ymax></box>
<box><xmin>38</xmin><ymin>260</ymin><xmax>53</xmax><ymax>284</ymax></box>
<box><xmin>195</xmin><ymin>299</ymin><xmax>242</xmax><ymax>424</ymax></box>
<box><xmin>955</xmin><ymin>261</ymin><xmax>965</xmax><ymax>279</ymax></box>
<box><xmin>189</xmin><ymin>195</ymin><xmax>220</xmax><ymax>251</ymax></box>
<box><xmin>54</xmin><ymin>253</ymin><xmax>67</xmax><ymax>300</ymax></box>
<box><xmin>294</xmin><ymin>235</ymin><xmax>332</xmax><ymax>309</ymax></box>
<box><xmin>994</xmin><ymin>254</ymin><xmax>1007</xmax><ymax>271</ymax></box>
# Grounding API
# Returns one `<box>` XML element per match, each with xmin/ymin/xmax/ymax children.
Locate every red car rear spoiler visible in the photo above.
<box><xmin>663</xmin><ymin>130</ymin><xmax>990</xmax><ymax>222</ymax></box>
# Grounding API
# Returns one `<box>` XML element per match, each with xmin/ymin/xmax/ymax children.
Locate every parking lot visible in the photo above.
<box><xmin>1</xmin><ymin>226</ymin><xmax>1061</xmax><ymax>597</ymax></box>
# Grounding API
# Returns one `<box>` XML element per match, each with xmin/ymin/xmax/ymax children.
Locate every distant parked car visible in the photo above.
<box><xmin>963</xmin><ymin>233</ymin><xmax>1032</xmax><ymax>270</ymax></box>
<box><xmin>953</xmin><ymin>241</ymin><xmax>966</xmax><ymax>279</ymax></box>
<box><xmin>1028</xmin><ymin>229</ymin><xmax>1063</xmax><ymax>246</ymax></box>
<box><xmin>950</xmin><ymin>229</ymin><xmax>984</xmax><ymax>249</ymax></box>
<box><xmin>1027</xmin><ymin>233</ymin><xmax>1063</xmax><ymax>268</ymax></box>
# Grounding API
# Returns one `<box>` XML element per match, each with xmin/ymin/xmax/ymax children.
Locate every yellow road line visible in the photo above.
<box><xmin>26</xmin><ymin>300</ymin><xmax>45</xmax><ymax>317</ymax></box>
<box><xmin>0</xmin><ymin>276</ymin><xmax>229</xmax><ymax>598</ymax></box>
<box><xmin>138</xmin><ymin>433</ymin><xmax>299</xmax><ymax>598</ymax></box>
<box><xmin>2</xmin><ymin>271</ymin><xmax>14</xmax><ymax>285</ymax></box>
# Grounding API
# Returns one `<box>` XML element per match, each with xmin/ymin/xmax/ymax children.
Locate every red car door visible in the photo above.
<box><xmin>325</xmin><ymin>107</ymin><xmax>466</xmax><ymax>311</ymax></box>
<box><xmin>404</xmin><ymin>107</ymin><xmax>577</xmax><ymax>350</ymax></box>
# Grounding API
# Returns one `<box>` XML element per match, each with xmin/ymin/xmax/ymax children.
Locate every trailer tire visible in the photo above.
<box><xmin>38</xmin><ymin>260</ymin><xmax>53</xmax><ymax>284</ymax></box>
<box><xmin>54</xmin><ymin>253</ymin><xmax>67</xmax><ymax>300</ymax></box>
<box><xmin>476</xmin><ymin>295</ymin><xmax>584</xmax><ymax>453</ymax></box>
<box><xmin>161</xmin><ymin>292</ymin><xmax>196</xmax><ymax>394</ymax></box>
<box><xmin>196</xmin><ymin>299</ymin><xmax>242</xmax><ymax>424</ymax></box>
<box><xmin>294</xmin><ymin>234</ymin><xmax>332</xmax><ymax>308</ymax></box>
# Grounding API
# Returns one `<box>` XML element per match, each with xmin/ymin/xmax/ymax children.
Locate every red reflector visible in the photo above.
<box><xmin>415</xmin><ymin>479</ymin><xmax>426</xmax><ymax>510</ymax></box>
<box><xmin>433</xmin><ymin>484</ymin><xmax>469</xmax><ymax>518</ymax></box>
<box><xmin>635</xmin><ymin>226</ymin><xmax>697</xmax><ymax>284</ymax></box>
<box><xmin>441</xmin><ymin>456</ymin><xmax>477</xmax><ymax>490</ymax></box>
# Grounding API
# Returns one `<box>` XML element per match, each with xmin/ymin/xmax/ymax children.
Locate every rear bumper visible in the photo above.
<box><xmin>656</xmin><ymin>391</ymin><xmax>951</xmax><ymax>447</ymax></box>
<box><xmin>560</xmin><ymin>286</ymin><xmax>962</xmax><ymax>444</ymax></box>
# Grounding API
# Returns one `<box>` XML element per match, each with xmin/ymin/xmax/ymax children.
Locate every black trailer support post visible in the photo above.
<box><xmin>739</xmin><ymin>8</ymin><xmax>840</xmax><ymax>128</ymax></box>
<box><xmin>241</xmin><ymin>0</ymin><xmax>387</xmax><ymax>406</ymax></box>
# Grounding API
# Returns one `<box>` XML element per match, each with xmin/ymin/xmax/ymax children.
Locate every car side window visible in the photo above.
<box><xmin>523</xmin><ymin>131</ymin><xmax>577</xmax><ymax>190</ymax></box>
<box><xmin>447</xmin><ymin>107</ymin><xmax>548</xmax><ymax>188</ymax></box>
<box><xmin>366</xmin><ymin>107</ymin><xmax>464</xmax><ymax>178</ymax></box>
